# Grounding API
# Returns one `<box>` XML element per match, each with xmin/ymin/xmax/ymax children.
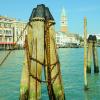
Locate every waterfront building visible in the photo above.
<box><xmin>56</xmin><ymin>32</ymin><xmax>80</xmax><ymax>47</ymax></box>
<box><xmin>92</xmin><ymin>34</ymin><xmax>100</xmax><ymax>40</ymax></box>
<box><xmin>12</xmin><ymin>20</ymin><xmax>27</xmax><ymax>48</ymax></box>
<box><xmin>56</xmin><ymin>8</ymin><xmax>80</xmax><ymax>47</ymax></box>
<box><xmin>0</xmin><ymin>16</ymin><xmax>27</xmax><ymax>50</ymax></box>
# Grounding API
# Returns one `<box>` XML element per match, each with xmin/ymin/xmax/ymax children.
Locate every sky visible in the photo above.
<box><xmin>0</xmin><ymin>0</ymin><xmax>100</xmax><ymax>35</ymax></box>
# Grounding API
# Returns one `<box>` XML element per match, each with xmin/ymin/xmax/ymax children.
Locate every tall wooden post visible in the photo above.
<box><xmin>92</xmin><ymin>35</ymin><xmax>99</xmax><ymax>73</ymax></box>
<box><xmin>84</xmin><ymin>17</ymin><xmax>88</xmax><ymax>90</ymax></box>
<box><xmin>49</xmin><ymin>22</ymin><xmax>65</xmax><ymax>100</ymax></box>
<box><xmin>29</xmin><ymin>5</ymin><xmax>45</xmax><ymax>100</ymax></box>
<box><xmin>44</xmin><ymin>7</ymin><xmax>65</xmax><ymax>99</ymax></box>
<box><xmin>20</xmin><ymin>19</ymin><xmax>33</xmax><ymax>100</ymax></box>
<box><xmin>87</xmin><ymin>35</ymin><xmax>93</xmax><ymax>73</ymax></box>
<box><xmin>45</xmin><ymin>20</ymin><xmax>56</xmax><ymax>100</ymax></box>
<box><xmin>20</xmin><ymin>35</ymin><xmax>30</xmax><ymax>100</ymax></box>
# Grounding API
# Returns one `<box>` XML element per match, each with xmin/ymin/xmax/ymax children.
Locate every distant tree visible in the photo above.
<box><xmin>79</xmin><ymin>36</ymin><xmax>84</xmax><ymax>42</ymax></box>
<box><xmin>97</xmin><ymin>39</ymin><xmax>100</xmax><ymax>44</ymax></box>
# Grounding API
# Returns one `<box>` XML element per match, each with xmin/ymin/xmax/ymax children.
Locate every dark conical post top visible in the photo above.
<box><xmin>34</xmin><ymin>4</ymin><xmax>45</xmax><ymax>18</ymax></box>
<box><xmin>45</xmin><ymin>7</ymin><xmax>54</xmax><ymax>20</ymax></box>
<box><xmin>29</xmin><ymin>8</ymin><xmax>36</xmax><ymax>21</ymax></box>
<box><xmin>92</xmin><ymin>35</ymin><xmax>97</xmax><ymax>43</ymax></box>
<box><xmin>29</xmin><ymin>4</ymin><xmax>55</xmax><ymax>22</ymax></box>
<box><xmin>87</xmin><ymin>35</ymin><xmax>93</xmax><ymax>43</ymax></box>
<box><xmin>87</xmin><ymin>35</ymin><xmax>97</xmax><ymax>43</ymax></box>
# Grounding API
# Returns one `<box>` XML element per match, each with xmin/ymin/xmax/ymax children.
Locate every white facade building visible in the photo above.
<box><xmin>0</xmin><ymin>16</ymin><xmax>27</xmax><ymax>49</ymax></box>
<box><xmin>56</xmin><ymin>32</ymin><xmax>80</xmax><ymax>47</ymax></box>
<box><xmin>56</xmin><ymin>8</ymin><xmax>80</xmax><ymax>47</ymax></box>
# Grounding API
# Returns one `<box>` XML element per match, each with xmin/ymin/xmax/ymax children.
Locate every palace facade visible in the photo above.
<box><xmin>0</xmin><ymin>16</ymin><xmax>27</xmax><ymax>50</ymax></box>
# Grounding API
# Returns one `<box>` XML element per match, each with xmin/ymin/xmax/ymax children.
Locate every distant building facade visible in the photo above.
<box><xmin>93</xmin><ymin>34</ymin><xmax>100</xmax><ymax>40</ymax></box>
<box><xmin>56</xmin><ymin>32</ymin><xmax>80</xmax><ymax>47</ymax></box>
<box><xmin>56</xmin><ymin>8</ymin><xmax>80</xmax><ymax>47</ymax></box>
<box><xmin>0</xmin><ymin>16</ymin><xmax>27</xmax><ymax>50</ymax></box>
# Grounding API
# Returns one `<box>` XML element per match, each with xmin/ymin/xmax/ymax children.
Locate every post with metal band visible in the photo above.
<box><xmin>92</xmin><ymin>35</ymin><xmax>99</xmax><ymax>73</ymax></box>
<box><xmin>84</xmin><ymin>17</ymin><xmax>88</xmax><ymax>90</ymax></box>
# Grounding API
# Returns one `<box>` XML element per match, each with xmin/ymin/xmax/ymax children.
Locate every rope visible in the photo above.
<box><xmin>0</xmin><ymin>22</ymin><xmax>29</xmax><ymax>66</ymax></box>
<box><xmin>30</xmin><ymin>57</ymin><xmax>58</xmax><ymax>67</ymax></box>
<box><xmin>45</xmin><ymin>20</ymin><xmax>56</xmax><ymax>100</ymax></box>
<box><xmin>29</xmin><ymin>71</ymin><xmax>60</xmax><ymax>84</ymax></box>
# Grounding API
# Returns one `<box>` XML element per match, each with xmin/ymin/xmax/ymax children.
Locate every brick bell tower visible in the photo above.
<box><xmin>60</xmin><ymin>7</ymin><xmax>68</xmax><ymax>33</ymax></box>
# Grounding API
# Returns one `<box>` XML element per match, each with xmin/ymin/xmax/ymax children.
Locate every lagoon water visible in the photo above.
<box><xmin>0</xmin><ymin>48</ymin><xmax>100</xmax><ymax>100</ymax></box>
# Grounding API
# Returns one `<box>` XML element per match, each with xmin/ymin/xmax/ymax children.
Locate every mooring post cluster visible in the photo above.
<box><xmin>20</xmin><ymin>4</ymin><xmax>65</xmax><ymax>100</ymax></box>
<box><xmin>87</xmin><ymin>35</ymin><xmax>99</xmax><ymax>73</ymax></box>
<box><xmin>84</xmin><ymin>17</ymin><xmax>99</xmax><ymax>90</ymax></box>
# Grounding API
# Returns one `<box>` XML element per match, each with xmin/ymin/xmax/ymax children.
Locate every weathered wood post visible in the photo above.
<box><xmin>44</xmin><ymin>7</ymin><xmax>65</xmax><ymax>100</ymax></box>
<box><xmin>29</xmin><ymin>5</ymin><xmax>45</xmax><ymax>100</ymax></box>
<box><xmin>92</xmin><ymin>35</ymin><xmax>99</xmax><ymax>73</ymax></box>
<box><xmin>20</xmin><ymin>35</ymin><xmax>31</xmax><ymax>100</ymax></box>
<box><xmin>84</xmin><ymin>17</ymin><xmax>88</xmax><ymax>90</ymax></box>
<box><xmin>20</xmin><ymin>4</ymin><xmax>65</xmax><ymax>100</ymax></box>
<box><xmin>87</xmin><ymin>35</ymin><xmax>93</xmax><ymax>73</ymax></box>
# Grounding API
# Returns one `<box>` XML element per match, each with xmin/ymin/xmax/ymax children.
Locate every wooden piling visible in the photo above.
<box><xmin>45</xmin><ymin>20</ymin><xmax>56</xmax><ymax>100</ymax></box>
<box><xmin>87</xmin><ymin>35</ymin><xmax>93</xmax><ymax>73</ymax></box>
<box><xmin>44</xmin><ymin>7</ymin><xmax>65</xmax><ymax>99</ymax></box>
<box><xmin>20</xmin><ymin>22</ymin><xmax>33</xmax><ymax>100</ymax></box>
<box><xmin>29</xmin><ymin>19</ymin><xmax>45</xmax><ymax>99</ymax></box>
<box><xmin>20</xmin><ymin>4</ymin><xmax>65</xmax><ymax>100</ymax></box>
<box><xmin>20</xmin><ymin>59</ymin><xmax>29</xmax><ymax>100</ymax></box>
<box><xmin>49</xmin><ymin>23</ymin><xmax>65</xmax><ymax>99</ymax></box>
<box><xmin>84</xmin><ymin>17</ymin><xmax>88</xmax><ymax>90</ymax></box>
<box><xmin>92</xmin><ymin>35</ymin><xmax>99</xmax><ymax>73</ymax></box>
<box><xmin>20</xmin><ymin>36</ymin><xmax>30</xmax><ymax>100</ymax></box>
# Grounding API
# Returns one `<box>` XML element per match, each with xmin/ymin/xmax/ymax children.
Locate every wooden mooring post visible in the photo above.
<box><xmin>92</xmin><ymin>35</ymin><xmax>99</xmax><ymax>73</ymax></box>
<box><xmin>84</xmin><ymin>16</ymin><xmax>88</xmax><ymax>90</ymax></box>
<box><xmin>87</xmin><ymin>35</ymin><xmax>93</xmax><ymax>73</ymax></box>
<box><xmin>20</xmin><ymin>4</ymin><xmax>65</xmax><ymax>100</ymax></box>
<box><xmin>83</xmin><ymin>17</ymin><xmax>99</xmax><ymax>90</ymax></box>
<box><xmin>87</xmin><ymin>35</ymin><xmax>99</xmax><ymax>73</ymax></box>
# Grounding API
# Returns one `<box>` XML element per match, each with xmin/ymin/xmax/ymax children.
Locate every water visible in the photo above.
<box><xmin>0</xmin><ymin>48</ymin><xmax>100</xmax><ymax>100</ymax></box>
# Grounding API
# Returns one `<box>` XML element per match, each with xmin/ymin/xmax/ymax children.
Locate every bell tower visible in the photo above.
<box><xmin>60</xmin><ymin>7</ymin><xmax>68</xmax><ymax>33</ymax></box>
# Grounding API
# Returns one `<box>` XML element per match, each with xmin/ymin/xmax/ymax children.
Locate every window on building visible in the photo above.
<box><xmin>0</xmin><ymin>30</ymin><xmax>2</xmax><ymax>34</ymax></box>
<box><xmin>16</xmin><ymin>29</ymin><xmax>19</xmax><ymax>36</ymax></box>
<box><xmin>9</xmin><ymin>37</ymin><xmax>11</xmax><ymax>42</ymax></box>
<box><xmin>0</xmin><ymin>37</ymin><xmax>2</xmax><ymax>42</ymax></box>
<box><xmin>3</xmin><ymin>30</ymin><xmax>6</xmax><ymax>34</ymax></box>
<box><xmin>6</xmin><ymin>30</ymin><xmax>8</xmax><ymax>34</ymax></box>
<box><xmin>0</xmin><ymin>23</ymin><xmax>2</xmax><ymax>27</ymax></box>
<box><xmin>0</xmin><ymin>23</ymin><xmax>3</xmax><ymax>27</ymax></box>
<box><xmin>5</xmin><ymin>37</ymin><xmax>7</xmax><ymax>42</ymax></box>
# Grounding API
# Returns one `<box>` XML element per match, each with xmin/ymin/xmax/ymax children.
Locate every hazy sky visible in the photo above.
<box><xmin>0</xmin><ymin>0</ymin><xmax>100</xmax><ymax>35</ymax></box>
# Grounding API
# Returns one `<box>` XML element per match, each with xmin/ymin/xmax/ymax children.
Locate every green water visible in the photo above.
<box><xmin>0</xmin><ymin>48</ymin><xmax>100</xmax><ymax>100</ymax></box>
